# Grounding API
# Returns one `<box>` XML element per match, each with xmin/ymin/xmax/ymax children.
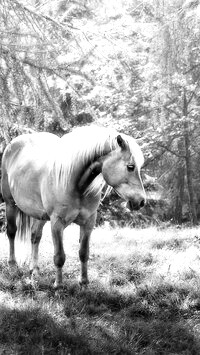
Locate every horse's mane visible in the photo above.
<box><xmin>51</xmin><ymin>125</ymin><xmax>144</xmax><ymax>196</ymax></box>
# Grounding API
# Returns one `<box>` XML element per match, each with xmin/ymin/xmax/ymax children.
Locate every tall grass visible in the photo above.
<box><xmin>0</xmin><ymin>224</ymin><xmax>200</xmax><ymax>354</ymax></box>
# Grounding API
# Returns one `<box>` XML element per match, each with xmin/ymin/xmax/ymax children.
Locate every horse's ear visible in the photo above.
<box><xmin>117</xmin><ymin>135</ymin><xmax>127</xmax><ymax>150</ymax></box>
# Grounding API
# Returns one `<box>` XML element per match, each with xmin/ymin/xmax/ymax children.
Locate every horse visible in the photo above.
<box><xmin>1</xmin><ymin>125</ymin><xmax>146</xmax><ymax>288</ymax></box>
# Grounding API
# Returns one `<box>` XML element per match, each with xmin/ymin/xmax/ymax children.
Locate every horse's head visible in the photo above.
<box><xmin>102</xmin><ymin>135</ymin><xmax>146</xmax><ymax>211</ymax></box>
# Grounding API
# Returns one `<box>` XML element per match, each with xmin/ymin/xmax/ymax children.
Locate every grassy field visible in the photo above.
<box><xmin>0</xmin><ymin>224</ymin><xmax>200</xmax><ymax>354</ymax></box>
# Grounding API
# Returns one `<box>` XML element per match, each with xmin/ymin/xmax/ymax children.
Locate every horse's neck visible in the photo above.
<box><xmin>77</xmin><ymin>138</ymin><xmax>115</xmax><ymax>185</ymax></box>
<box><xmin>78</xmin><ymin>161</ymin><xmax>102</xmax><ymax>194</ymax></box>
<box><xmin>53</xmin><ymin>135</ymin><xmax>115</xmax><ymax>195</ymax></box>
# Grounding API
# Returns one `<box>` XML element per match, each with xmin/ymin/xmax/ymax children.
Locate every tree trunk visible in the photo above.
<box><xmin>174</xmin><ymin>157</ymin><xmax>185</xmax><ymax>223</ymax></box>
<box><xmin>183</xmin><ymin>92</ymin><xmax>197</xmax><ymax>224</ymax></box>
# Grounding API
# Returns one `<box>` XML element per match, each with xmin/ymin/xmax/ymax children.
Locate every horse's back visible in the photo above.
<box><xmin>2</xmin><ymin>132</ymin><xmax>59</xmax><ymax>171</ymax></box>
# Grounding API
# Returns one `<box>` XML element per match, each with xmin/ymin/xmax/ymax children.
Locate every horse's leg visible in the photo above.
<box><xmin>6</xmin><ymin>203</ymin><xmax>18</xmax><ymax>267</ymax></box>
<box><xmin>30</xmin><ymin>219</ymin><xmax>46</xmax><ymax>279</ymax></box>
<box><xmin>79</xmin><ymin>212</ymin><xmax>97</xmax><ymax>287</ymax></box>
<box><xmin>51</xmin><ymin>217</ymin><xmax>66</xmax><ymax>288</ymax></box>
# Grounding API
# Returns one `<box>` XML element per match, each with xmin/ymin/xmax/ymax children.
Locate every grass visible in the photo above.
<box><xmin>0</xmin><ymin>224</ymin><xmax>200</xmax><ymax>353</ymax></box>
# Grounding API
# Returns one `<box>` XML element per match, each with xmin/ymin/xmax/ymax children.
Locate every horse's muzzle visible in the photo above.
<box><xmin>127</xmin><ymin>198</ymin><xmax>145</xmax><ymax>211</ymax></box>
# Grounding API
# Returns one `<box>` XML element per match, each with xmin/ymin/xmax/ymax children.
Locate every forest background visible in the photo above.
<box><xmin>1</xmin><ymin>0</ymin><xmax>200</xmax><ymax>226</ymax></box>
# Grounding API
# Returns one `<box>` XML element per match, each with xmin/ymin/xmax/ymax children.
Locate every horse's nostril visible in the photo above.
<box><xmin>140</xmin><ymin>199</ymin><xmax>145</xmax><ymax>208</ymax></box>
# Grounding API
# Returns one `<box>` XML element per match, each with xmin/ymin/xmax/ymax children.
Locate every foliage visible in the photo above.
<box><xmin>1</xmin><ymin>0</ymin><xmax>200</xmax><ymax>223</ymax></box>
<box><xmin>0</xmin><ymin>0</ymin><xmax>96</xmax><ymax>141</ymax></box>
<box><xmin>98</xmin><ymin>177</ymin><xmax>167</xmax><ymax>227</ymax></box>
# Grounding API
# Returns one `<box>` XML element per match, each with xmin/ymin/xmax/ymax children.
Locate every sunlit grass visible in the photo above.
<box><xmin>1</xmin><ymin>224</ymin><xmax>200</xmax><ymax>353</ymax></box>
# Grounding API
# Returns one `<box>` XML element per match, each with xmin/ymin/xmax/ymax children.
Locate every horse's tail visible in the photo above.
<box><xmin>15</xmin><ymin>210</ymin><xmax>34</xmax><ymax>263</ymax></box>
<box><xmin>16</xmin><ymin>210</ymin><xmax>33</xmax><ymax>242</ymax></box>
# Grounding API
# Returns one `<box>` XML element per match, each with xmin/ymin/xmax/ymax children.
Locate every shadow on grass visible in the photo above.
<box><xmin>0</xmin><ymin>305</ymin><xmax>93</xmax><ymax>355</ymax></box>
<box><xmin>0</xmin><ymin>260</ymin><xmax>200</xmax><ymax>354</ymax></box>
<box><xmin>0</xmin><ymin>296</ymin><xmax>199</xmax><ymax>355</ymax></box>
<box><xmin>60</xmin><ymin>282</ymin><xmax>200</xmax><ymax>354</ymax></box>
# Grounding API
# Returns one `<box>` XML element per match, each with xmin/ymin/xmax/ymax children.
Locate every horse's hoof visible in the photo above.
<box><xmin>30</xmin><ymin>267</ymin><xmax>40</xmax><ymax>277</ymax></box>
<box><xmin>79</xmin><ymin>280</ymin><xmax>89</xmax><ymax>290</ymax></box>
<box><xmin>53</xmin><ymin>283</ymin><xmax>64</xmax><ymax>297</ymax></box>
<box><xmin>53</xmin><ymin>281</ymin><xmax>63</xmax><ymax>290</ymax></box>
<box><xmin>8</xmin><ymin>260</ymin><xmax>17</xmax><ymax>268</ymax></box>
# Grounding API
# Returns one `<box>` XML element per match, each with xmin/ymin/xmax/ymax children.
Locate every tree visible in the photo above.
<box><xmin>2</xmin><ymin>0</ymin><xmax>200</xmax><ymax>224</ymax></box>
<box><xmin>0</xmin><ymin>0</ymin><xmax>97</xmax><ymax>140</ymax></box>
<box><xmin>141</xmin><ymin>0</ymin><xmax>200</xmax><ymax>223</ymax></box>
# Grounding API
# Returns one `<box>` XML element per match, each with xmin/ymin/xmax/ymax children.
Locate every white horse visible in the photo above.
<box><xmin>1</xmin><ymin>126</ymin><xmax>146</xmax><ymax>288</ymax></box>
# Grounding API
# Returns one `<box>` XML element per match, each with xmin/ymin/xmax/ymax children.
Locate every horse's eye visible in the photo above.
<box><xmin>127</xmin><ymin>164</ymin><xmax>135</xmax><ymax>172</ymax></box>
